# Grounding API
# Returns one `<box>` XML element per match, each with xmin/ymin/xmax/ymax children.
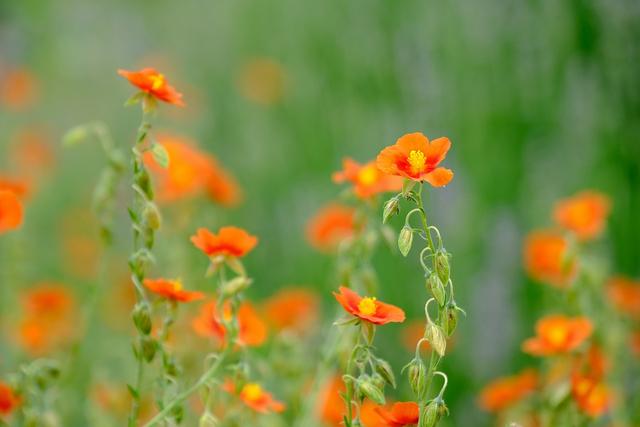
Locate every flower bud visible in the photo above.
<box><xmin>419</xmin><ymin>398</ymin><xmax>447</xmax><ymax>427</ymax></box>
<box><xmin>221</xmin><ymin>276</ymin><xmax>252</xmax><ymax>297</ymax></box>
<box><xmin>199</xmin><ymin>414</ymin><xmax>219</xmax><ymax>427</ymax></box>
<box><xmin>425</xmin><ymin>323</ymin><xmax>446</xmax><ymax>357</ymax></box>
<box><xmin>398</xmin><ymin>226</ymin><xmax>413</xmax><ymax>257</ymax></box>
<box><xmin>375</xmin><ymin>358</ymin><xmax>396</xmax><ymax>389</ymax></box>
<box><xmin>427</xmin><ymin>273</ymin><xmax>446</xmax><ymax>307</ymax></box>
<box><xmin>435</xmin><ymin>251</ymin><xmax>450</xmax><ymax>284</ymax></box>
<box><xmin>357</xmin><ymin>378</ymin><xmax>385</xmax><ymax>405</ymax></box>
<box><xmin>405</xmin><ymin>358</ymin><xmax>426</xmax><ymax>397</ymax></box>
<box><xmin>444</xmin><ymin>303</ymin><xmax>458</xmax><ymax>337</ymax></box>
<box><xmin>140</xmin><ymin>336</ymin><xmax>157</xmax><ymax>362</ymax></box>
<box><xmin>132</xmin><ymin>302</ymin><xmax>152</xmax><ymax>335</ymax></box>
<box><xmin>170</xmin><ymin>404</ymin><xmax>184</xmax><ymax>423</ymax></box>
<box><xmin>383</xmin><ymin>197</ymin><xmax>400</xmax><ymax>224</ymax></box>
<box><xmin>143</xmin><ymin>202</ymin><xmax>162</xmax><ymax>230</ymax></box>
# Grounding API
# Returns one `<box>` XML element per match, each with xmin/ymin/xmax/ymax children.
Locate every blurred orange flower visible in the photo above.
<box><xmin>0</xmin><ymin>176</ymin><xmax>29</xmax><ymax>198</ymax></box>
<box><xmin>478</xmin><ymin>369</ymin><xmax>538</xmax><ymax>412</ymax></box>
<box><xmin>143</xmin><ymin>278</ymin><xmax>205</xmax><ymax>303</ymax></box>
<box><xmin>191</xmin><ymin>226</ymin><xmax>258</xmax><ymax>258</ymax></box>
<box><xmin>144</xmin><ymin>134</ymin><xmax>241</xmax><ymax>205</ymax></box>
<box><xmin>318</xmin><ymin>376</ymin><xmax>346</xmax><ymax>425</ymax></box>
<box><xmin>237</xmin><ymin>58</ymin><xmax>286</xmax><ymax>106</ymax></box>
<box><xmin>553</xmin><ymin>191</ymin><xmax>611</xmax><ymax>241</ymax></box>
<box><xmin>306</xmin><ymin>203</ymin><xmax>357</xmax><ymax>252</ymax></box>
<box><xmin>0</xmin><ymin>382</ymin><xmax>19</xmax><ymax>415</ymax></box>
<box><xmin>376</xmin><ymin>132</ymin><xmax>453</xmax><ymax>186</ymax></box>
<box><xmin>0</xmin><ymin>190</ymin><xmax>23</xmax><ymax>234</ymax></box>
<box><xmin>334</xmin><ymin>286</ymin><xmax>405</xmax><ymax>325</ymax></box>
<box><xmin>571</xmin><ymin>375</ymin><xmax>611</xmax><ymax>417</ymax></box>
<box><xmin>606</xmin><ymin>276</ymin><xmax>640</xmax><ymax>318</ymax></box>
<box><xmin>17</xmin><ymin>284</ymin><xmax>76</xmax><ymax>355</ymax></box>
<box><xmin>333</xmin><ymin>158</ymin><xmax>403</xmax><ymax>199</ymax></box>
<box><xmin>523</xmin><ymin>230</ymin><xmax>577</xmax><ymax>288</ymax></box>
<box><xmin>192</xmin><ymin>300</ymin><xmax>267</xmax><ymax>347</ymax></box>
<box><xmin>1</xmin><ymin>67</ymin><xmax>38</xmax><ymax>111</ymax></box>
<box><xmin>374</xmin><ymin>401</ymin><xmax>420</xmax><ymax>426</ymax></box>
<box><xmin>262</xmin><ymin>287</ymin><xmax>320</xmax><ymax>334</ymax></box>
<box><xmin>118</xmin><ymin>68</ymin><xmax>184</xmax><ymax>106</ymax></box>
<box><xmin>234</xmin><ymin>382</ymin><xmax>285</xmax><ymax>413</ymax></box>
<box><xmin>522</xmin><ymin>315</ymin><xmax>592</xmax><ymax>356</ymax></box>
<box><xmin>10</xmin><ymin>128</ymin><xmax>55</xmax><ymax>175</ymax></box>
<box><xmin>630</xmin><ymin>331</ymin><xmax>640</xmax><ymax>357</ymax></box>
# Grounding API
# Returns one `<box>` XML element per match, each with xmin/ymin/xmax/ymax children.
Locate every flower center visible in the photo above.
<box><xmin>407</xmin><ymin>150</ymin><xmax>426</xmax><ymax>173</ymax></box>
<box><xmin>358</xmin><ymin>297</ymin><xmax>377</xmax><ymax>316</ymax></box>
<box><xmin>358</xmin><ymin>165</ymin><xmax>378</xmax><ymax>186</ymax></box>
<box><xmin>150</xmin><ymin>74</ymin><xmax>165</xmax><ymax>90</ymax></box>
<box><xmin>547</xmin><ymin>326</ymin><xmax>568</xmax><ymax>347</ymax></box>
<box><xmin>242</xmin><ymin>383</ymin><xmax>263</xmax><ymax>401</ymax></box>
<box><xmin>172</xmin><ymin>280</ymin><xmax>183</xmax><ymax>291</ymax></box>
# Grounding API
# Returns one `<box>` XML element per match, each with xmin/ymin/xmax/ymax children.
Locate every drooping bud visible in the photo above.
<box><xmin>375</xmin><ymin>358</ymin><xmax>396</xmax><ymax>389</ymax></box>
<box><xmin>143</xmin><ymin>202</ymin><xmax>162</xmax><ymax>230</ymax></box>
<box><xmin>405</xmin><ymin>358</ymin><xmax>426</xmax><ymax>397</ymax></box>
<box><xmin>140</xmin><ymin>336</ymin><xmax>157</xmax><ymax>362</ymax></box>
<box><xmin>383</xmin><ymin>197</ymin><xmax>400</xmax><ymax>224</ymax></box>
<box><xmin>398</xmin><ymin>226</ymin><xmax>414</xmax><ymax>257</ymax></box>
<box><xmin>357</xmin><ymin>378</ymin><xmax>385</xmax><ymax>405</ymax></box>
<box><xmin>427</xmin><ymin>273</ymin><xmax>446</xmax><ymax>307</ymax></box>
<box><xmin>435</xmin><ymin>251</ymin><xmax>450</xmax><ymax>284</ymax></box>
<box><xmin>132</xmin><ymin>302</ymin><xmax>152</xmax><ymax>335</ymax></box>
<box><xmin>425</xmin><ymin>323</ymin><xmax>447</xmax><ymax>357</ymax></box>
<box><xmin>199</xmin><ymin>413</ymin><xmax>219</xmax><ymax>427</ymax></box>
<box><xmin>221</xmin><ymin>276</ymin><xmax>252</xmax><ymax>297</ymax></box>
<box><xmin>444</xmin><ymin>303</ymin><xmax>458</xmax><ymax>337</ymax></box>
<box><xmin>419</xmin><ymin>397</ymin><xmax>447</xmax><ymax>427</ymax></box>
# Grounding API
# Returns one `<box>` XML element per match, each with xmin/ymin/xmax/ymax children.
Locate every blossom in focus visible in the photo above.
<box><xmin>191</xmin><ymin>226</ymin><xmax>258</xmax><ymax>258</ymax></box>
<box><xmin>522</xmin><ymin>315</ymin><xmax>593</xmax><ymax>356</ymax></box>
<box><xmin>553</xmin><ymin>191</ymin><xmax>611</xmax><ymax>241</ymax></box>
<box><xmin>376</xmin><ymin>132</ymin><xmax>453</xmax><ymax>186</ymax></box>
<box><xmin>192</xmin><ymin>300</ymin><xmax>267</xmax><ymax>347</ymax></box>
<box><xmin>478</xmin><ymin>369</ymin><xmax>538</xmax><ymax>412</ymax></box>
<box><xmin>143</xmin><ymin>278</ymin><xmax>205</xmax><ymax>303</ymax></box>
<box><xmin>606</xmin><ymin>276</ymin><xmax>640</xmax><ymax>319</ymax></box>
<box><xmin>333</xmin><ymin>286</ymin><xmax>405</xmax><ymax>325</ymax></box>
<box><xmin>523</xmin><ymin>230</ymin><xmax>577</xmax><ymax>288</ymax></box>
<box><xmin>306</xmin><ymin>203</ymin><xmax>357</xmax><ymax>252</ymax></box>
<box><xmin>262</xmin><ymin>287</ymin><xmax>320</xmax><ymax>334</ymax></box>
<box><xmin>0</xmin><ymin>190</ymin><xmax>23</xmax><ymax>234</ymax></box>
<box><xmin>118</xmin><ymin>67</ymin><xmax>184</xmax><ymax>106</ymax></box>
<box><xmin>333</xmin><ymin>158</ymin><xmax>403</xmax><ymax>199</ymax></box>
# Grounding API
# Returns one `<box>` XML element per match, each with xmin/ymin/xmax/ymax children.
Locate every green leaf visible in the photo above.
<box><xmin>151</xmin><ymin>142</ymin><xmax>170</xmax><ymax>168</ymax></box>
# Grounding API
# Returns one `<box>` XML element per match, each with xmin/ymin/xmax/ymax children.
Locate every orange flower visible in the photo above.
<box><xmin>334</xmin><ymin>286</ymin><xmax>405</xmax><ymax>326</ymax></box>
<box><xmin>630</xmin><ymin>331</ymin><xmax>640</xmax><ymax>357</ymax></box>
<box><xmin>192</xmin><ymin>300</ymin><xmax>267</xmax><ymax>347</ymax></box>
<box><xmin>0</xmin><ymin>190</ymin><xmax>23</xmax><ymax>234</ymax></box>
<box><xmin>374</xmin><ymin>402</ymin><xmax>420</xmax><ymax>427</ymax></box>
<box><xmin>376</xmin><ymin>132</ymin><xmax>453</xmax><ymax>186</ymax></box>
<box><xmin>306</xmin><ymin>204</ymin><xmax>357</xmax><ymax>252</ymax></box>
<box><xmin>0</xmin><ymin>176</ymin><xmax>29</xmax><ymax>198</ymax></box>
<box><xmin>318</xmin><ymin>376</ymin><xmax>346</xmax><ymax>425</ymax></box>
<box><xmin>237</xmin><ymin>58</ymin><xmax>286</xmax><ymax>106</ymax></box>
<box><xmin>606</xmin><ymin>276</ymin><xmax>640</xmax><ymax>318</ymax></box>
<box><xmin>191</xmin><ymin>226</ymin><xmax>258</xmax><ymax>258</ymax></box>
<box><xmin>143</xmin><ymin>278</ymin><xmax>204</xmax><ymax>303</ymax></box>
<box><xmin>523</xmin><ymin>230</ymin><xmax>577</xmax><ymax>288</ymax></box>
<box><xmin>10</xmin><ymin>127</ymin><xmax>55</xmax><ymax>176</ymax></box>
<box><xmin>17</xmin><ymin>284</ymin><xmax>76</xmax><ymax>355</ymax></box>
<box><xmin>522</xmin><ymin>315</ymin><xmax>593</xmax><ymax>356</ymax></box>
<box><xmin>0</xmin><ymin>382</ymin><xmax>19</xmax><ymax>415</ymax></box>
<box><xmin>118</xmin><ymin>68</ymin><xmax>184</xmax><ymax>106</ymax></box>
<box><xmin>262</xmin><ymin>287</ymin><xmax>320</xmax><ymax>334</ymax></box>
<box><xmin>553</xmin><ymin>191</ymin><xmax>611</xmax><ymax>241</ymax></box>
<box><xmin>1</xmin><ymin>67</ymin><xmax>38</xmax><ymax>111</ymax></box>
<box><xmin>571</xmin><ymin>375</ymin><xmax>612</xmax><ymax>417</ymax></box>
<box><xmin>236</xmin><ymin>382</ymin><xmax>285</xmax><ymax>413</ymax></box>
<box><xmin>333</xmin><ymin>158</ymin><xmax>403</xmax><ymax>199</ymax></box>
<box><xmin>478</xmin><ymin>369</ymin><xmax>538</xmax><ymax>412</ymax></box>
<box><xmin>143</xmin><ymin>134</ymin><xmax>241</xmax><ymax>205</ymax></box>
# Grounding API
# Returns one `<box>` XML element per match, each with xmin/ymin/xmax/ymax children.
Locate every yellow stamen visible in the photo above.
<box><xmin>242</xmin><ymin>383</ymin><xmax>263</xmax><ymax>401</ymax></box>
<box><xmin>172</xmin><ymin>280</ymin><xmax>183</xmax><ymax>291</ymax></box>
<box><xmin>547</xmin><ymin>326</ymin><xmax>568</xmax><ymax>346</ymax></box>
<box><xmin>358</xmin><ymin>297</ymin><xmax>377</xmax><ymax>316</ymax></box>
<box><xmin>407</xmin><ymin>150</ymin><xmax>426</xmax><ymax>174</ymax></box>
<box><xmin>358</xmin><ymin>165</ymin><xmax>378</xmax><ymax>186</ymax></box>
<box><xmin>150</xmin><ymin>73</ymin><xmax>165</xmax><ymax>91</ymax></box>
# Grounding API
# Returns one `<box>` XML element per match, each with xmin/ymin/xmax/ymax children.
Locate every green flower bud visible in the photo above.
<box><xmin>143</xmin><ymin>202</ymin><xmax>162</xmax><ymax>230</ymax></box>
<box><xmin>221</xmin><ymin>276</ymin><xmax>252</xmax><ymax>297</ymax></box>
<box><xmin>444</xmin><ymin>303</ymin><xmax>458</xmax><ymax>337</ymax></box>
<box><xmin>132</xmin><ymin>302</ymin><xmax>152</xmax><ymax>335</ymax></box>
<box><xmin>425</xmin><ymin>323</ymin><xmax>447</xmax><ymax>357</ymax></box>
<box><xmin>358</xmin><ymin>378</ymin><xmax>385</xmax><ymax>405</ymax></box>
<box><xmin>427</xmin><ymin>273</ymin><xmax>446</xmax><ymax>307</ymax></box>
<box><xmin>382</xmin><ymin>197</ymin><xmax>400</xmax><ymax>224</ymax></box>
<box><xmin>199</xmin><ymin>414</ymin><xmax>219</xmax><ymax>427</ymax></box>
<box><xmin>375</xmin><ymin>358</ymin><xmax>396</xmax><ymax>389</ymax></box>
<box><xmin>140</xmin><ymin>336</ymin><xmax>157</xmax><ymax>362</ymax></box>
<box><xmin>435</xmin><ymin>251</ymin><xmax>450</xmax><ymax>284</ymax></box>
<box><xmin>398</xmin><ymin>226</ymin><xmax>414</xmax><ymax>257</ymax></box>
<box><xmin>405</xmin><ymin>358</ymin><xmax>426</xmax><ymax>397</ymax></box>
